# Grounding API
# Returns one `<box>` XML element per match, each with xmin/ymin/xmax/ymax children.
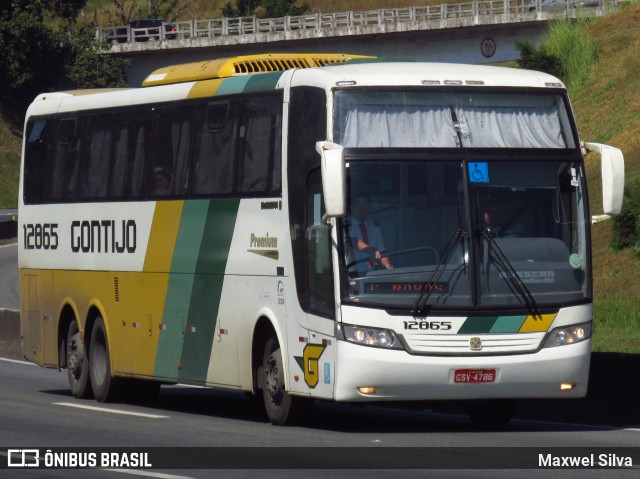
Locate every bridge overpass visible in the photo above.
<box><xmin>96</xmin><ymin>0</ymin><xmax>622</xmax><ymax>87</ymax></box>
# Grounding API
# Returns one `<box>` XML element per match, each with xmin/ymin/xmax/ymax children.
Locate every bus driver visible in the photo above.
<box><xmin>347</xmin><ymin>194</ymin><xmax>393</xmax><ymax>274</ymax></box>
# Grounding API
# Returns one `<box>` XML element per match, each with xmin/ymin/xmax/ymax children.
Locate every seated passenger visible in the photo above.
<box><xmin>152</xmin><ymin>167</ymin><xmax>172</xmax><ymax>196</ymax></box>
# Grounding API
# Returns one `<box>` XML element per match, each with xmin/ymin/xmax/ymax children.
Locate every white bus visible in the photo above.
<box><xmin>19</xmin><ymin>53</ymin><xmax>624</xmax><ymax>426</ymax></box>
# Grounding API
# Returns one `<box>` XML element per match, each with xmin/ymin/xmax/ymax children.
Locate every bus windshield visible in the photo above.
<box><xmin>334</xmin><ymin>89</ymin><xmax>576</xmax><ymax>149</ymax></box>
<box><xmin>339</xmin><ymin>158</ymin><xmax>589</xmax><ymax>310</ymax></box>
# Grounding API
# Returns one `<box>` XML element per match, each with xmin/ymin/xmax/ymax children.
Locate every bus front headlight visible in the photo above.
<box><xmin>543</xmin><ymin>322</ymin><xmax>592</xmax><ymax>348</ymax></box>
<box><xmin>341</xmin><ymin>324</ymin><xmax>403</xmax><ymax>349</ymax></box>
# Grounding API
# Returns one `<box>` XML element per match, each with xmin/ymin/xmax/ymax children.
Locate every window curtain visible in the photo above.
<box><xmin>341</xmin><ymin>105</ymin><xmax>458</xmax><ymax>147</ymax></box>
<box><xmin>340</xmin><ymin>104</ymin><xmax>565</xmax><ymax>148</ymax></box>
<box><xmin>455</xmin><ymin>106</ymin><xmax>565</xmax><ymax>148</ymax></box>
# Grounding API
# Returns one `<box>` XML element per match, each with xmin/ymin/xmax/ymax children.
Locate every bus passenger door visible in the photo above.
<box><xmin>289</xmin><ymin>179</ymin><xmax>337</xmax><ymax>399</ymax></box>
<box><xmin>21</xmin><ymin>272</ymin><xmax>56</xmax><ymax>367</ymax></box>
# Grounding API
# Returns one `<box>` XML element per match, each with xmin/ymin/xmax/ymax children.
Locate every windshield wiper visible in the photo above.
<box><xmin>413</xmin><ymin>227</ymin><xmax>466</xmax><ymax>316</ymax></box>
<box><xmin>479</xmin><ymin>227</ymin><xmax>542</xmax><ymax>320</ymax></box>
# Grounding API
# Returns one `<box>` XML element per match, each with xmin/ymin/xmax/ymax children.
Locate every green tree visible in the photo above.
<box><xmin>0</xmin><ymin>1</ymin><xmax>66</xmax><ymax>118</ymax></box>
<box><xmin>514</xmin><ymin>40</ymin><xmax>564</xmax><ymax>79</ymax></box>
<box><xmin>222</xmin><ymin>0</ymin><xmax>309</xmax><ymax>18</ymax></box>
<box><xmin>0</xmin><ymin>0</ymin><xmax>128</xmax><ymax>118</ymax></box>
<box><xmin>515</xmin><ymin>20</ymin><xmax>598</xmax><ymax>95</ymax></box>
<box><xmin>65</xmin><ymin>27</ymin><xmax>130</xmax><ymax>89</ymax></box>
<box><xmin>147</xmin><ymin>0</ymin><xmax>194</xmax><ymax>21</ymax></box>
<box><xmin>46</xmin><ymin>0</ymin><xmax>87</xmax><ymax>20</ymax></box>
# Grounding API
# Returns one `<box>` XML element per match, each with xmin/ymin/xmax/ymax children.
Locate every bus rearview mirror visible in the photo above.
<box><xmin>584</xmin><ymin>142</ymin><xmax>624</xmax><ymax>223</ymax></box>
<box><xmin>316</xmin><ymin>141</ymin><xmax>346</xmax><ymax>219</ymax></box>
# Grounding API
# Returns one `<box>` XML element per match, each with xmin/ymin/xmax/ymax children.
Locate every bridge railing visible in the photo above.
<box><xmin>96</xmin><ymin>0</ymin><xmax>618</xmax><ymax>44</ymax></box>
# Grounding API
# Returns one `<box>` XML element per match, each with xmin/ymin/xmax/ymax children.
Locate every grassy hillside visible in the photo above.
<box><xmin>1</xmin><ymin>3</ymin><xmax>639</xmax><ymax>351</ymax></box>
<box><xmin>575</xmin><ymin>2</ymin><xmax>640</xmax><ymax>352</ymax></box>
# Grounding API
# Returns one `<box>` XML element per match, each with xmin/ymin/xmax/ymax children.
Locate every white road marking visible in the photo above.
<box><xmin>0</xmin><ymin>241</ymin><xmax>17</xmax><ymax>249</ymax></box>
<box><xmin>0</xmin><ymin>356</ymin><xmax>36</xmax><ymax>366</ymax></box>
<box><xmin>53</xmin><ymin>402</ymin><xmax>169</xmax><ymax>419</ymax></box>
<box><xmin>105</xmin><ymin>469</ymin><xmax>194</xmax><ymax>479</ymax></box>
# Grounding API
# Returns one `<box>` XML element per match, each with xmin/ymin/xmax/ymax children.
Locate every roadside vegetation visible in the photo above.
<box><xmin>0</xmin><ymin>1</ymin><xmax>638</xmax><ymax>351</ymax></box>
<box><xmin>513</xmin><ymin>4</ymin><xmax>640</xmax><ymax>352</ymax></box>
<box><xmin>572</xmin><ymin>2</ymin><xmax>640</xmax><ymax>353</ymax></box>
<box><xmin>80</xmin><ymin>0</ymin><xmax>462</xmax><ymax>25</ymax></box>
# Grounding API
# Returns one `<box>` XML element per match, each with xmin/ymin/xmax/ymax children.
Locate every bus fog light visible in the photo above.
<box><xmin>357</xmin><ymin>386</ymin><xmax>377</xmax><ymax>395</ymax></box>
<box><xmin>543</xmin><ymin>322</ymin><xmax>592</xmax><ymax>348</ymax></box>
<box><xmin>560</xmin><ymin>383</ymin><xmax>574</xmax><ymax>391</ymax></box>
<box><xmin>342</xmin><ymin>324</ymin><xmax>403</xmax><ymax>350</ymax></box>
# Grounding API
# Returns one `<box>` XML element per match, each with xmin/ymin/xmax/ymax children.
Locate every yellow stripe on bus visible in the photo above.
<box><xmin>188</xmin><ymin>79</ymin><xmax>225</xmax><ymax>99</ymax></box>
<box><xmin>144</xmin><ymin>201</ymin><xmax>184</xmax><ymax>272</ymax></box>
<box><xmin>518</xmin><ymin>313</ymin><xmax>557</xmax><ymax>333</ymax></box>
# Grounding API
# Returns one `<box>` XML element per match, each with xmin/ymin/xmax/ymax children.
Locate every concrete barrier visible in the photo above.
<box><xmin>0</xmin><ymin>308</ymin><xmax>22</xmax><ymax>359</ymax></box>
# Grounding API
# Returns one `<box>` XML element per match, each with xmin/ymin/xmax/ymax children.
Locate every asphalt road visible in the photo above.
<box><xmin>1</xmin><ymin>356</ymin><xmax>639</xmax><ymax>478</ymax></box>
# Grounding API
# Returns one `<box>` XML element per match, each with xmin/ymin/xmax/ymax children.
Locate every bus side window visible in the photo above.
<box><xmin>24</xmin><ymin>120</ymin><xmax>48</xmax><ymax>204</ymax></box>
<box><xmin>150</xmin><ymin>105</ymin><xmax>194</xmax><ymax>197</ymax></box>
<box><xmin>50</xmin><ymin>118</ymin><xmax>81</xmax><ymax>201</ymax></box>
<box><xmin>192</xmin><ymin>101</ymin><xmax>237</xmax><ymax>196</ymax></box>
<box><xmin>236</xmin><ymin>95</ymin><xmax>282</xmax><ymax>195</ymax></box>
<box><xmin>110</xmin><ymin>110</ymin><xmax>152</xmax><ymax>199</ymax></box>
<box><xmin>79</xmin><ymin>114</ymin><xmax>112</xmax><ymax>199</ymax></box>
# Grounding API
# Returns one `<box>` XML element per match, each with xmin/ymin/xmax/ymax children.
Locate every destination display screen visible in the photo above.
<box><xmin>363</xmin><ymin>281</ymin><xmax>449</xmax><ymax>294</ymax></box>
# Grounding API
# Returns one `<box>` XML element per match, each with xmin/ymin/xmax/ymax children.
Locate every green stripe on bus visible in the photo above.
<box><xmin>243</xmin><ymin>72</ymin><xmax>284</xmax><ymax>93</ymax></box>
<box><xmin>490</xmin><ymin>316</ymin><xmax>527</xmax><ymax>333</ymax></box>
<box><xmin>216</xmin><ymin>76</ymin><xmax>251</xmax><ymax>96</ymax></box>
<box><xmin>458</xmin><ymin>316</ymin><xmax>498</xmax><ymax>334</ymax></box>
<box><xmin>178</xmin><ymin>198</ymin><xmax>240</xmax><ymax>383</ymax></box>
<box><xmin>154</xmin><ymin>201</ymin><xmax>209</xmax><ymax>380</ymax></box>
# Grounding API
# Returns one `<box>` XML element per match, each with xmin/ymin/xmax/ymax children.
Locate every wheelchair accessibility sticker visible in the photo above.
<box><xmin>469</xmin><ymin>162</ymin><xmax>489</xmax><ymax>183</ymax></box>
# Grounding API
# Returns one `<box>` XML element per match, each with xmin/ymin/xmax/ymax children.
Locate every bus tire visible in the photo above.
<box><xmin>465</xmin><ymin>399</ymin><xmax>515</xmax><ymax>429</ymax></box>
<box><xmin>261</xmin><ymin>335</ymin><xmax>313</xmax><ymax>426</ymax></box>
<box><xmin>66</xmin><ymin>319</ymin><xmax>92</xmax><ymax>399</ymax></box>
<box><xmin>89</xmin><ymin>317</ymin><xmax>120</xmax><ymax>403</ymax></box>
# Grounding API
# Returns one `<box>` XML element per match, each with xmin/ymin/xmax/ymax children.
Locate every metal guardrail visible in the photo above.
<box><xmin>96</xmin><ymin>0</ymin><xmax>619</xmax><ymax>44</ymax></box>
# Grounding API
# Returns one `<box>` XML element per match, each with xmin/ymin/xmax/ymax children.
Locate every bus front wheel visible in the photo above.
<box><xmin>261</xmin><ymin>335</ymin><xmax>312</xmax><ymax>425</ymax></box>
<box><xmin>66</xmin><ymin>320</ymin><xmax>92</xmax><ymax>399</ymax></box>
<box><xmin>89</xmin><ymin>317</ymin><xmax>120</xmax><ymax>402</ymax></box>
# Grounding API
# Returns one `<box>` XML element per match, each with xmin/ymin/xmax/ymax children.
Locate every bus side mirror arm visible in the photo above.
<box><xmin>584</xmin><ymin>142</ymin><xmax>624</xmax><ymax>224</ymax></box>
<box><xmin>316</xmin><ymin>141</ymin><xmax>346</xmax><ymax>222</ymax></box>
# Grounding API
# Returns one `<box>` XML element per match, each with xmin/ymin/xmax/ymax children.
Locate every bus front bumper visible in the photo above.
<box><xmin>333</xmin><ymin>339</ymin><xmax>590</xmax><ymax>402</ymax></box>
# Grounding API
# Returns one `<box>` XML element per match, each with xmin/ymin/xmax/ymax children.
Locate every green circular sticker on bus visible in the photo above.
<box><xmin>569</xmin><ymin>254</ymin><xmax>581</xmax><ymax>269</ymax></box>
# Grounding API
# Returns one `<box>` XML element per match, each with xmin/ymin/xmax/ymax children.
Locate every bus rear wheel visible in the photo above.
<box><xmin>261</xmin><ymin>335</ymin><xmax>312</xmax><ymax>425</ymax></box>
<box><xmin>89</xmin><ymin>317</ymin><xmax>121</xmax><ymax>402</ymax></box>
<box><xmin>66</xmin><ymin>319</ymin><xmax>92</xmax><ymax>399</ymax></box>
